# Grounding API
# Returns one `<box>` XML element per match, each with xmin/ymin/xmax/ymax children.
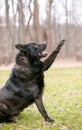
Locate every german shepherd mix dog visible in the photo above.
<box><xmin>0</xmin><ymin>40</ymin><xmax>65</xmax><ymax>123</ymax></box>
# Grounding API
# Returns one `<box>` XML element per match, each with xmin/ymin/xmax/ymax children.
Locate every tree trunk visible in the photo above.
<box><xmin>65</xmin><ymin>0</ymin><xmax>69</xmax><ymax>57</ymax></box>
<box><xmin>33</xmin><ymin>0</ymin><xmax>39</xmax><ymax>43</ymax></box>
<box><xmin>25</xmin><ymin>0</ymin><xmax>33</xmax><ymax>42</ymax></box>
<box><xmin>18</xmin><ymin>0</ymin><xmax>25</xmax><ymax>43</ymax></box>
<box><xmin>5</xmin><ymin>0</ymin><xmax>9</xmax><ymax>29</ymax></box>
<box><xmin>46</xmin><ymin>0</ymin><xmax>53</xmax><ymax>51</ymax></box>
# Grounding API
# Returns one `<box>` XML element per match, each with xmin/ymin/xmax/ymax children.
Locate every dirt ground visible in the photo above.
<box><xmin>0</xmin><ymin>59</ymin><xmax>82</xmax><ymax>70</ymax></box>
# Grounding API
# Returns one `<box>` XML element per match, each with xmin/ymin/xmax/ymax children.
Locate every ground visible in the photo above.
<box><xmin>0</xmin><ymin>59</ymin><xmax>82</xmax><ymax>130</ymax></box>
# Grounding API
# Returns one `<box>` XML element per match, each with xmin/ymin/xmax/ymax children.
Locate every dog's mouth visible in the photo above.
<box><xmin>38</xmin><ymin>42</ymin><xmax>48</xmax><ymax>58</ymax></box>
<box><xmin>38</xmin><ymin>51</ymin><xmax>48</xmax><ymax>58</ymax></box>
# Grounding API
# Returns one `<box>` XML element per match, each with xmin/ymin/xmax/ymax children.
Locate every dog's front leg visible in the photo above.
<box><xmin>35</xmin><ymin>97</ymin><xmax>54</xmax><ymax>122</ymax></box>
<box><xmin>43</xmin><ymin>40</ymin><xmax>65</xmax><ymax>71</ymax></box>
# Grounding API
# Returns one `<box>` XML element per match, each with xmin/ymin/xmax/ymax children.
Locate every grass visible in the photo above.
<box><xmin>0</xmin><ymin>67</ymin><xmax>82</xmax><ymax>130</ymax></box>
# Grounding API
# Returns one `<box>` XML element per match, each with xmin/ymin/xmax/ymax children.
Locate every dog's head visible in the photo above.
<box><xmin>15</xmin><ymin>42</ymin><xmax>48</xmax><ymax>59</ymax></box>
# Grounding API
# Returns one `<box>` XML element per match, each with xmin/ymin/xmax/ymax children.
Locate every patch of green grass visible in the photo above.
<box><xmin>0</xmin><ymin>67</ymin><xmax>82</xmax><ymax>130</ymax></box>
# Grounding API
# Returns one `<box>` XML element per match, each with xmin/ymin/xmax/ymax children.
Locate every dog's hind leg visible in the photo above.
<box><xmin>0</xmin><ymin>108</ymin><xmax>15</xmax><ymax>123</ymax></box>
<box><xmin>0</xmin><ymin>111</ymin><xmax>15</xmax><ymax>123</ymax></box>
<box><xmin>43</xmin><ymin>40</ymin><xmax>65</xmax><ymax>71</ymax></box>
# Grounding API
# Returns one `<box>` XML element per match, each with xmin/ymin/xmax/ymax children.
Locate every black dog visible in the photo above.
<box><xmin>0</xmin><ymin>40</ymin><xmax>65</xmax><ymax>123</ymax></box>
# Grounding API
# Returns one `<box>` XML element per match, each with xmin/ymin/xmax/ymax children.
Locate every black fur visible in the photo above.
<box><xmin>0</xmin><ymin>40</ymin><xmax>65</xmax><ymax>123</ymax></box>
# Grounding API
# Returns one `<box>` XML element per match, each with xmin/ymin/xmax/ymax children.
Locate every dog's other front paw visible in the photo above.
<box><xmin>58</xmin><ymin>39</ymin><xmax>65</xmax><ymax>49</ymax></box>
<box><xmin>45</xmin><ymin>117</ymin><xmax>54</xmax><ymax>123</ymax></box>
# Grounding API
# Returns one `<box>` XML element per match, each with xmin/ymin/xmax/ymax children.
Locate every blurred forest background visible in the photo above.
<box><xmin>0</xmin><ymin>0</ymin><xmax>82</xmax><ymax>64</ymax></box>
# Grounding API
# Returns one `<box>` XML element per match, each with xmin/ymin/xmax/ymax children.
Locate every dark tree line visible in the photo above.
<box><xmin>0</xmin><ymin>0</ymin><xmax>82</xmax><ymax>64</ymax></box>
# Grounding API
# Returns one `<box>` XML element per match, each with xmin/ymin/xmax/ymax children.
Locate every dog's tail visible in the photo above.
<box><xmin>43</xmin><ymin>39</ymin><xmax>65</xmax><ymax>71</ymax></box>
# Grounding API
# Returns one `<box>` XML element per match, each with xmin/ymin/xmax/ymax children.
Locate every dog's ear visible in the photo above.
<box><xmin>15</xmin><ymin>44</ymin><xmax>26</xmax><ymax>52</ymax></box>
